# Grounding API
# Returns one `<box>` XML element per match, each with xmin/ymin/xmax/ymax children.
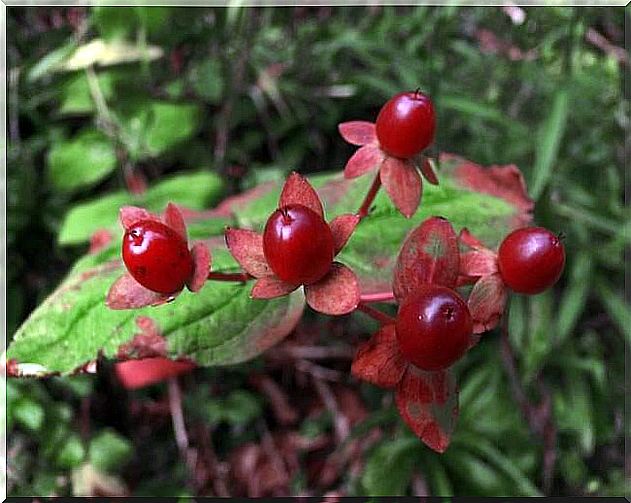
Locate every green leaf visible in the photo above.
<box><xmin>453</xmin><ymin>433</ymin><xmax>541</xmax><ymax>496</ymax></box>
<box><xmin>27</xmin><ymin>42</ymin><xmax>77</xmax><ymax>82</ymax></box>
<box><xmin>58</xmin><ymin>71</ymin><xmax>119</xmax><ymax>116</ymax></box>
<box><xmin>8</xmin><ymin>250</ymin><xmax>304</xmax><ymax>375</ymax></box>
<box><xmin>12</xmin><ymin>397</ymin><xmax>45</xmax><ymax>431</ymax></box>
<box><xmin>11</xmin><ymin>157</ymin><xmax>528</xmax><ymax>375</ymax></box>
<box><xmin>190</xmin><ymin>59</ymin><xmax>224</xmax><ymax>103</ymax></box>
<box><xmin>595</xmin><ymin>279</ymin><xmax>631</xmax><ymax>346</ymax></box>
<box><xmin>56</xmin><ymin>434</ymin><xmax>86</xmax><ymax>469</ymax></box>
<box><xmin>440</xmin><ymin>94</ymin><xmax>528</xmax><ymax>134</ymax></box>
<box><xmin>47</xmin><ymin>129</ymin><xmax>117</xmax><ymax>193</ymax></box>
<box><xmin>89</xmin><ymin>429</ymin><xmax>133</xmax><ymax>473</ymax></box>
<box><xmin>530</xmin><ymin>87</ymin><xmax>570</xmax><ymax>200</ymax></box>
<box><xmin>117</xmin><ymin>101</ymin><xmax>202</xmax><ymax>159</ymax></box>
<box><xmin>361</xmin><ymin>437</ymin><xmax>419</xmax><ymax>496</ymax></box>
<box><xmin>58</xmin><ymin>171</ymin><xmax>226</xmax><ymax>245</ymax></box>
<box><xmin>523</xmin><ymin>291</ymin><xmax>554</xmax><ymax>383</ymax></box>
<box><xmin>555</xmin><ymin>251</ymin><xmax>592</xmax><ymax>346</ymax></box>
<box><xmin>197</xmin><ymin>390</ymin><xmax>263</xmax><ymax>426</ymax></box>
<box><xmin>92</xmin><ymin>6</ymin><xmax>138</xmax><ymax>41</ymax></box>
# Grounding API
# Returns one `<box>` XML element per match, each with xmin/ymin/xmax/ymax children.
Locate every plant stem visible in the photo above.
<box><xmin>207</xmin><ymin>271</ymin><xmax>253</xmax><ymax>282</ymax></box>
<box><xmin>359</xmin><ymin>291</ymin><xmax>395</xmax><ymax>303</ymax></box>
<box><xmin>357</xmin><ymin>172</ymin><xmax>382</xmax><ymax>219</ymax></box>
<box><xmin>356</xmin><ymin>303</ymin><xmax>396</xmax><ymax>326</ymax></box>
<box><xmin>500</xmin><ymin>300</ymin><xmax>557</xmax><ymax>494</ymax></box>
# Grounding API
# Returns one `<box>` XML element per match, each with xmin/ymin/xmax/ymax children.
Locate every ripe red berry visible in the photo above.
<box><xmin>497</xmin><ymin>227</ymin><xmax>566</xmax><ymax>295</ymax></box>
<box><xmin>395</xmin><ymin>285</ymin><xmax>472</xmax><ymax>371</ymax></box>
<box><xmin>375</xmin><ymin>90</ymin><xmax>436</xmax><ymax>159</ymax></box>
<box><xmin>122</xmin><ymin>220</ymin><xmax>193</xmax><ymax>294</ymax></box>
<box><xmin>263</xmin><ymin>204</ymin><xmax>335</xmax><ymax>285</ymax></box>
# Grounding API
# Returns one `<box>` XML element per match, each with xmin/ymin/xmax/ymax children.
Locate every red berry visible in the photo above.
<box><xmin>375</xmin><ymin>91</ymin><xmax>436</xmax><ymax>159</ymax></box>
<box><xmin>497</xmin><ymin>227</ymin><xmax>565</xmax><ymax>295</ymax></box>
<box><xmin>263</xmin><ymin>204</ymin><xmax>334</xmax><ymax>285</ymax></box>
<box><xmin>122</xmin><ymin>220</ymin><xmax>193</xmax><ymax>294</ymax></box>
<box><xmin>395</xmin><ymin>285</ymin><xmax>472</xmax><ymax>371</ymax></box>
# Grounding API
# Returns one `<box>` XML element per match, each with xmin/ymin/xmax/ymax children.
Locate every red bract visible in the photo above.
<box><xmin>338</xmin><ymin>92</ymin><xmax>439</xmax><ymax>218</ymax></box>
<box><xmin>352</xmin><ymin>216</ymin><xmax>468</xmax><ymax>452</ymax></box>
<box><xmin>226</xmin><ymin>172</ymin><xmax>361</xmax><ymax>315</ymax></box>
<box><xmin>458</xmin><ymin>226</ymin><xmax>565</xmax><ymax>334</ymax></box>
<box><xmin>107</xmin><ymin>203</ymin><xmax>211</xmax><ymax>310</ymax></box>
<box><xmin>352</xmin><ymin>325</ymin><xmax>458</xmax><ymax>453</ymax></box>
<box><xmin>115</xmin><ymin>357</ymin><xmax>196</xmax><ymax>390</ymax></box>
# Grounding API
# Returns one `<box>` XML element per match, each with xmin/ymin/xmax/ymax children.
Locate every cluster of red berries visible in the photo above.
<box><xmin>111</xmin><ymin>90</ymin><xmax>566</xmax><ymax>452</ymax></box>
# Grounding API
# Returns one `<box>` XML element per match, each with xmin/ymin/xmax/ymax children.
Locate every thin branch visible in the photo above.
<box><xmin>167</xmin><ymin>377</ymin><xmax>197</xmax><ymax>488</ymax></box>
<box><xmin>356</xmin><ymin>303</ymin><xmax>396</xmax><ymax>326</ymax></box>
<box><xmin>500</xmin><ymin>303</ymin><xmax>557</xmax><ymax>494</ymax></box>
<box><xmin>359</xmin><ymin>291</ymin><xmax>395</xmax><ymax>303</ymax></box>
<box><xmin>357</xmin><ymin>172</ymin><xmax>382</xmax><ymax>219</ymax></box>
<box><xmin>312</xmin><ymin>376</ymin><xmax>350</xmax><ymax>443</ymax></box>
<box><xmin>207</xmin><ymin>271</ymin><xmax>253</xmax><ymax>282</ymax></box>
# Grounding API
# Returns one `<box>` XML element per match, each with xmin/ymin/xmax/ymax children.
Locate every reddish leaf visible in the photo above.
<box><xmin>117</xmin><ymin>316</ymin><xmax>167</xmax><ymax>359</ymax></box>
<box><xmin>351</xmin><ymin>324</ymin><xmax>406</xmax><ymax>389</ymax></box>
<box><xmin>115</xmin><ymin>357</ymin><xmax>196</xmax><ymax>389</ymax></box>
<box><xmin>458</xmin><ymin>228</ymin><xmax>487</xmax><ymax>250</ymax></box>
<box><xmin>418</xmin><ymin>156</ymin><xmax>439</xmax><ymax>185</ymax></box>
<box><xmin>187</xmin><ymin>243</ymin><xmax>211</xmax><ymax>292</ymax></box>
<box><xmin>225</xmin><ymin>228</ymin><xmax>271</xmax><ymax>278</ymax></box>
<box><xmin>304</xmin><ymin>262</ymin><xmax>360</xmax><ymax>315</ymax></box>
<box><xmin>338</xmin><ymin>121</ymin><xmax>377</xmax><ymax>146</ymax></box>
<box><xmin>89</xmin><ymin>229</ymin><xmax>113</xmax><ymax>254</ymax></box>
<box><xmin>450</xmin><ymin>157</ymin><xmax>534</xmax><ymax>227</ymax></box>
<box><xmin>380</xmin><ymin>157</ymin><xmax>422</xmax><ymax>218</ymax></box>
<box><xmin>119</xmin><ymin>206</ymin><xmax>159</xmax><ymax>230</ymax></box>
<box><xmin>279</xmin><ymin>172</ymin><xmax>324</xmax><ymax>218</ymax></box>
<box><xmin>106</xmin><ymin>272</ymin><xmax>173</xmax><ymax>310</ymax></box>
<box><xmin>164</xmin><ymin>202</ymin><xmax>188</xmax><ymax>241</ymax></box>
<box><xmin>460</xmin><ymin>250</ymin><xmax>498</xmax><ymax>280</ymax></box>
<box><xmin>395</xmin><ymin>366</ymin><xmax>458</xmax><ymax>453</ymax></box>
<box><xmin>343</xmin><ymin>144</ymin><xmax>384</xmax><ymax>179</ymax></box>
<box><xmin>251</xmin><ymin>276</ymin><xmax>300</xmax><ymax>299</ymax></box>
<box><xmin>393</xmin><ymin>217</ymin><xmax>459</xmax><ymax>300</ymax></box>
<box><xmin>468</xmin><ymin>273</ymin><xmax>507</xmax><ymax>334</ymax></box>
<box><xmin>329</xmin><ymin>214</ymin><xmax>360</xmax><ymax>255</ymax></box>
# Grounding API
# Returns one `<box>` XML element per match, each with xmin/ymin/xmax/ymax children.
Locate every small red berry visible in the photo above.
<box><xmin>497</xmin><ymin>227</ymin><xmax>566</xmax><ymax>295</ymax></box>
<box><xmin>395</xmin><ymin>285</ymin><xmax>472</xmax><ymax>371</ymax></box>
<box><xmin>375</xmin><ymin>90</ymin><xmax>436</xmax><ymax>159</ymax></box>
<box><xmin>122</xmin><ymin>220</ymin><xmax>193</xmax><ymax>294</ymax></box>
<box><xmin>263</xmin><ymin>204</ymin><xmax>335</xmax><ymax>285</ymax></box>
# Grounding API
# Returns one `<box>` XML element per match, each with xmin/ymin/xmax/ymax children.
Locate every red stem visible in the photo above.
<box><xmin>359</xmin><ymin>291</ymin><xmax>395</xmax><ymax>303</ymax></box>
<box><xmin>356</xmin><ymin>303</ymin><xmax>396</xmax><ymax>326</ymax></box>
<box><xmin>357</xmin><ymin>172</ymin><xmax>382</xmax><ymax>219</ymax></box>
<box><xmin>207</xmin><ymin>271</ymin><xmax>253</xmax><ymax>282</ymax></box>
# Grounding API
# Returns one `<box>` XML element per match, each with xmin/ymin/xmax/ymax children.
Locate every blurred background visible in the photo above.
<box><xmin>6</xmin><ymin>5</ymin><xmax>628</xmax><ymax>497</ymax></box>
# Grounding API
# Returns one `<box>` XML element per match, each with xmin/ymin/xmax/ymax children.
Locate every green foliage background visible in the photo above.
<box><xmin>6</xmin><ymin>5</ymin><xmax>628</xmax><ymax>497</ymax></box>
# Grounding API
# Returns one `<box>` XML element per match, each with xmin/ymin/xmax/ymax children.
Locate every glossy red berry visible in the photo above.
<box><xmin>122</xmin><ymin>220</ymin><xmax>193</xmax><ymax>294</ymax></box>
<box><xmin>375</xmin><ymin>90</ymin><xmax>436</xmax><ymax>159</ymax></box>
<box><xmin>263</xmin><ymin>204</ymin><xmax>335</xmax><ymax>285</ymax></box>
<box><xmin>497</xmin><ymin>227</ymin><xmax>565</xmax><ymax>295</ymax></box>
<box><xmin>395</xmin><ymin>285</ymin><xmax>472</xmax><ymax>371</ymax></box>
